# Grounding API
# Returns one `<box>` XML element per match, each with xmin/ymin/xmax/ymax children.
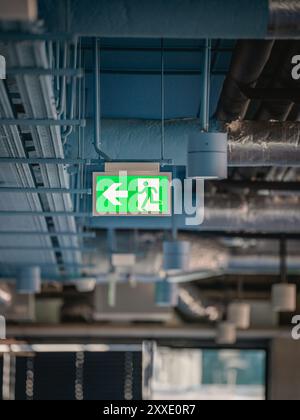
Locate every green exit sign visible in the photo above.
<box><xmin>93</xmin><ymin>172</ymin><xmax>172</xmax><ymax>216</ymax></box>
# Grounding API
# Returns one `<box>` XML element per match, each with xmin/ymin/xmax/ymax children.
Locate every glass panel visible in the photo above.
<box><xmin>151</xmin><ymin>348</ymin><xmax>266</xmax><ymax>401</ymax></box>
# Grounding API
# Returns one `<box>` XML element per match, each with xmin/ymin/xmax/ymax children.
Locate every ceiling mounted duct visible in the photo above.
<box><xmin>74</xmin><ymin>279</ymin><xmax>97</xmax><ymax>293</ymax></box>
<box><xmin>228</xmin><ymin>302</ymin><xmax>251</xmax><ymax>330</ymax></box>
<box><xmin>0</xmin><ymin>315</ymin><xmax>6</xmax><ymax>339</ymax></box>
<box><xmin>0</xmin><ymin>0</ymin><xmax>37</xmax><ymax>21</ymax></box>
<box><xmin>272</xmin><ymin>284</ymin><xmax>297</xmax><ymax>313</ymax></box>
<box><xmin>155</xmin><ymin>280</ymin><xmax>178</xmax><ymax>308</ymax></box>
<box><xmin>216</xmin><ymin>322</ymin><xmax>237</xmax><ymax>345</ymax></box>
<box><xmin>187</xmin><ymin>132</ymin><xmax>228</xmax><ymax>179</ymax></box>
<box><xmin>163</xmin><ymin>241</ymin><xmax>190</xmax><ymax>273</ymax></box>
<box><xmin>16</xmin><ymin>267</ymin><xmax>41</xmax><ymax>295</ymax></box>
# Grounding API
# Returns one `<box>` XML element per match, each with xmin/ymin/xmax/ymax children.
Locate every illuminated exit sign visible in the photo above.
<box><xmin>93</xmin><ymin>166</ymin><xmax>172</xmax><ymax>217</ymax></box>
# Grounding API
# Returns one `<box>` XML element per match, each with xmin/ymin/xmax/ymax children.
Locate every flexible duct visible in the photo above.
<box><xmin>216</xmin><ymin>40</ymin><xmax>274</xmax><ymax>121</ymax></box>
<box><xmin>269</xmin><ymin>0</ymin><xmax>300</xmax><ymax>37</ymax></box>
<box><xmin>255</xmin><ymin>41</ymin><xmax>300</xmax><ymax>121</ymax></box>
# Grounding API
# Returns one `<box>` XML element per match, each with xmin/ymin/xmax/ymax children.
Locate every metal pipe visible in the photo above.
<box><xmin>0</xmin><ymin>157</ymin><xmax>91</xmax><ymax>165</ymax></box>
<box><xmin>269</xmin><ymin>0</ymin><xmax>300</xmax><ymax>37</ymax></box>
<box><xmin>160</xmin><ymin>39</ymin><xmax>165</xmax><ymax>162</ymax></box>
<box><xmin>0</xmin><ymin>211</ymin><xmax>91</xmax><ymax>217</ymax></box>
<box><xmin>280</xmin><ymin>238</ymin><xmax>287</xmax><ymax>283</ymax></box>
<box><xmin>0</xmin><ymin>246</ymin><xmax>94</xmax><ymax>252</ymax></box>
<box><xmin>0</xmin><ymin>187</ymin><xmax>91</xmax><ymax>194</ymax></box>
<box><xmin>6</xmin><ymin>68</ymin><xmax>83</xmax><ymax>77</ymax></box>
<box><xmin>93</xmin><ymin>38</ymin><xmax>111</xmax><ymax>161</ymax></box>
<box><xmin>0</xmin><ymin>231</ymin><xmax>95</xmax><ymax>238</ymax></box>
<box><xmin>0</xmin><ymin>119</ymin><xmax>85</xmax><ymax>126</ymax></box>
<box><xmin>216</xmin><ymin>40</ymin><xmax>275</xmax><ymax>121</ymax></box>
<box><xmin>62</xmin><ymin>39</ymin><xmax>79</xmax><ymax>140</ymax></box>
<box><xmin>82</xmin><ymin>119</ymin><xmax>300</xmax><ymax>167</ymax></box>
<box><xmin>201</xmin><ymin>39</ymin><xmax>211</xmax><ymax>131</ymax></box>
<box><xmin>57</xmin><ymin>41</ymin><xmax>68</xmax><ymax>117</ymax></box>
<box><xmin>0</xmin><ymin>32</ymin><xmax>76</xmax><ymax>41</ymax></box>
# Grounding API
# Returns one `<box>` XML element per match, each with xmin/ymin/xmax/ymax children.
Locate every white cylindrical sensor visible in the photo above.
<box><xmin>272</xmin><ymin>283</ymin><xmax>297</xmax><ymax>313</ymax></box>
<box><xmin>17</xmin><ymin>266</ymin><xmax>41</xmax><ymax>294</ymax></box>
<box><xmin>155</xmin><ymin>280</ymin><xmax>178</xmax><ymax>307</ymax></box>
<box><xmin>75</xmin><ymin>279</ymin><xmax>97</xmax><ymax>293</ymax></box>
<box><xmin>228</xmin><ymin>302</ymin><xmax>251</xmax><ymax>330</ymax></box>
<box><xmin>216</xmin><ymin>322</ymin><xmax>237</xmax><ymax>345</ymax></box>
<box><xmin>163</xmin><ymin>241</ymin><xmax>190</xmax><ymax>273</ymax></box>
<box><xmin>187</xmin><ymin>132</ymin><xmax>228</xmax><ymax>179</ymax></box>
<box><xmin>0</xmin><ymin>316</ymin><xmax>6</xmax><ymax>340</ymax></box>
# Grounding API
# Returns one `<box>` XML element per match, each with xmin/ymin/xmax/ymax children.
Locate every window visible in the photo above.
<box><xmin>149</xmin><ymin>348</ymin><xmax>266</xmax><ymax>400</ymax></box>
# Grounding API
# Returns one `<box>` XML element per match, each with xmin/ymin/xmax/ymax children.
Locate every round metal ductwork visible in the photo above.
<box><xmin>155</xmin><ymin>280</ymin><xmax>178</xmax><ymax>307</ymax></box>
<box><xmin>17</xmin><ymin>266</ymin><xmax>41</xmax><ymax>295</ymax></box>
<box><xmin>0</xmin><ymin>316</ymin><xmax>6</xmax><ymax>340</ymax></box>
<box><xmin>272</xmin><ymin>283</ymin><xmax>297</xmax><ymax>313</ymax></box>
<box><xmin>187</xmin><ymin>132</ymin><xmax>228</xmax><ymax>179</ymax></box>
<box><xmin>216</xmin><ymin>322</ymin><xmax>237</xmax><ymax>345</ymax></box>
<box><xmin>228</xmin><ymin>302</ymin><xmax>251</xmax><ymax>330</ymax></box>
<box><xmin>163</xmin><ymin>241</ymin><xmax>191</xmax><ymax>273</ymax></box>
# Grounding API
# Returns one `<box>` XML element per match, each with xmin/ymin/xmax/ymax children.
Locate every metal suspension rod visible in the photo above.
<box><xmin>161</xmin><ymin>38</ymin><xmax>166</xmax><ymax>162</ymax></box>
<box><xmin>0</xmin><ymin>246</ymin><xmax>94</xmax><ymax>253</ymax></box>
<box><xmin>57</xmin><ymin>41</ymin><xmax>68</xmax><ymax>117</ymax></box>
<box><xmin>200</xmin><ymin>39</ymin><xmax>212</xmax><ymax>132</ymax></box>
<box><xmin>93</xmin><ymin>38</ymin><xmax>111</xmax><ymax>161</ymax></box>
<box><xmin>0</xmin><ymin>187</ymin><xmax>91</xmax><ymax>195</ymax></box>
<box><xmin>0</xmin><ymin>231</ymin><xmax>95</xmax><ymax>238</ymax></box>
<box><xmin>0</xmin><ymin>211</ymin><xmax>91</xmax><ymax>217</ymax></box>
<box><xmin>0</xmin><ymin>119</ymin><xmax>85</xmax><ymax>127</ymax></box>
<box><xmin>0</xmin><ymin>157</ymin><xmax>91</xmax><ymax>165</ymax></box>
<box><xmin>6</xmin><ymin>68</ymin><xmax>83</xmax><ymax>77</ymax></box>
<box><xmin>280</xmin><ymin>237</ymin><xmax>288</xmax><ymax>283</ymax></box>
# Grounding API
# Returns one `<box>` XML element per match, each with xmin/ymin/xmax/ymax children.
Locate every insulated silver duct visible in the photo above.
<box><xmin>269</xmin><ymin>0</ymin><xmax>300</xmax><ymax>37</ymax></box>
<box><xmin>40</xmin><ymin>0</ymin><xmax>300</xmax><ymax>39</ymax></box>
<box><xmin>83</xmin><ymin>119</ymin><xmax>300</xmax><ymax>167</ymax></box>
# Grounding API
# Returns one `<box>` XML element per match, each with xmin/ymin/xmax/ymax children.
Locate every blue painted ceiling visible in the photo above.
<box><xmin>82</xmin><ymin>38</ymin><xmax>235</xmax><ymax>120</ymax></box>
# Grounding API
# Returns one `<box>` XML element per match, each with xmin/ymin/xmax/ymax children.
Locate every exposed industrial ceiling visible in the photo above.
<box><xmin>0</xmin><ymin>0</ymin><xmax>300</xmax><ymax>335</ymax></box>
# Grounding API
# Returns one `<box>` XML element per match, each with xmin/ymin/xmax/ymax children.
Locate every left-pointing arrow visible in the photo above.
<box><xmin>103</xmin><ymin>183</ymin><xmax>128</xmax><ymax>206</ymax></box>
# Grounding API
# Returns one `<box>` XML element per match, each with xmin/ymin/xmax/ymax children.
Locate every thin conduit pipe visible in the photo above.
<box><xmin>62</xmin><ymin>39</ymin><xmax>78</xmax><ymax>141</ymax></box>
<box><xmin>161</xmin><ymin>39</ymin><xmax>165</xmax><ymax>163</ymax></box>
<box><xmin>55</xmin><ymin>41</ymin><xmax>60</xmax><ymax>107</ymax></box>
<box><xmin>93</xmin><ymin>38</ymin><xmax>111</xmax><ymax>161</ymax></box>
<box><xmin>201</xmin><ymin>39</ymin><xmax>211</xmax><ymax>131</ymax></box>
<box><xmin>57</xmin><ymin>41</ymin><xmax>68</xmax><ymax>117</ymax></box>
